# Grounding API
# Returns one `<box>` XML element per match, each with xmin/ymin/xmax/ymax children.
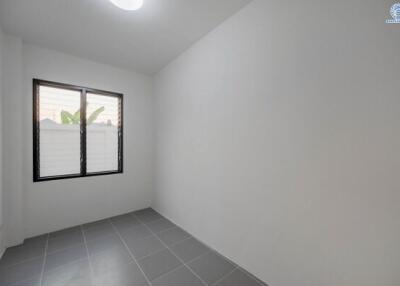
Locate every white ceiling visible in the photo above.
<box><xmin>0</xmin><ymin>0</ymin><xmax>252</xmax><ymax>74</ymax></box>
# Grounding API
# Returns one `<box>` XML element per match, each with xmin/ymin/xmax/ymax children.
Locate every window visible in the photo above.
<box><xmin>33</xmin><ymin>79</ymin><xmax>123</xmax><ymax>182</ymax></box>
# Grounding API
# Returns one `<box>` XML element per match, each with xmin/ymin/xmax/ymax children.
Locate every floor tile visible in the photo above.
<box><xmin>44</xmin><ymin>244</ymin><xmax>87</xmax><ymax>272</ymax></box>
<box><xmin>134</xmin><ymin>209</ymin><xmax>163</xmax><ymax>223</ymax></box>
<box><xmin>82</xmin><ymin>219</ymin><xmax>110</xmax><ymax>230</ymax></box>
<box><xmin>47</xmin><ymin>229</ymin><xmax>84</xmax><ymax>253</ymax></box>
<box><xmin>157</xmin><ymin>227</ymin><xmax>191</xmax><ymax>246</ymax></box>
<box><xmin>134</xmin><ymin>208</ymin><xmax>158</xmax><ymax>217</ymax></box>
<box><xmin>152</xmin><ymin>266</ymin><xmax>204</xmax><ymax>286</ymax></box>
<box><xmin>86</xmin><ymin>233</ymin><xmax>124</xmax><ymax>256</ymax></box>
<box><xmin>125</xmin><ymin>235</ymin><xmax>165</xmax><ymax>259</ymax></box>
<box><xmin>147</xmin><ymin>218</ymin><xmax>176</xmax><ymax>233</ymax></box>
<box><xmin>0</xmin><ymin>242</ymin><xmax>45</xmax><ymax>267</ymax></box>
<box><xmin>42</xmin><ymin>259</ymin><xmax>92</xmax><ymax>286</ymax></box>
<box><xmin>83</xmin><ymin>220</ymin><xmax>115</xmax><ymax>241</ymax></box>
<box><xmin>138</xmin><ymin>249</ymin><xmax>182</xmax><ymax>281</ymax></box>
<box><xmin>0</xmin><ymin>235</ymin><xmax>47</xmax><ymax>267</ymax></box>
<box><xmin>90</xmin><ymin>245</ymin><xmax>133</xmax><ymax>276</ymax></box>
<box><xmin>188</xmin><ymin>252</ymin><xmax>236</xmax><ymax>285</ymax></box>
<box><xmin>170</xmin><ymin>238</ymin><xmax>209</xmax><ymax>262</ymax></box>
<box><xmin>119</xmin><ymin>224</ymin><xmax>153</xmax><ymax>241</ymax></box>
<box><xmin>23</xmin><ymin>235</ymin><xmax>48</xmax><ymax>248</ymax></box>
<box><xmin>110</xmin><ymin>214</ymin><xmax>142</xmax><ymax>231</ymax></box>
<box><xmin>12</xmin><ymin>276</ymin><xmax>41</xmax><ymax>286</ymax></box>
<box><xmin>0</xmin><ymin>210</ymin><xmax>268</xmax><ymax>286</ymax></box>
<box><xmin>0</xmin><ymin>257</ymin><xmax>44</xmax><ymax>286</ymax></box>
<box><xmin>49</xmin><ymin>226</ymin><xmax>81</xmax><ymax>240</ymax></box>
<box><xmin>93</xmin><ymin>262</ymin><xmax>149</xmax><ymax>286</ymax></box>
<box><xmin>214</xmin><ymin>268</ymin><xmax>262</xmax><ymax>286</ymax></box>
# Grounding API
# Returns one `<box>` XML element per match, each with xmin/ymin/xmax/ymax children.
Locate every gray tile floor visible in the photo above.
<box><xmin>0</xmin><ymin>208</ymin><xmax>267</xmax><ymax>286</ymax></box>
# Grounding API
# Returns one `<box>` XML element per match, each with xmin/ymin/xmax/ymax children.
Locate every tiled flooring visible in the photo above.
<box><xmin>0</xmin><ymin>208</ymin><xmax>267</xmax><ymax>286</ymax></box>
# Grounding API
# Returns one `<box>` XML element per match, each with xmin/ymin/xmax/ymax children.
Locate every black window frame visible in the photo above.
<box><xmin>33</xmin><ymin>79</ymin><xmax>123</xmax><ymax>182</ymax></box>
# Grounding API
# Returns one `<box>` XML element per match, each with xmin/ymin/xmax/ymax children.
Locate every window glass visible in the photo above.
<box><xmin>33</xmin><ymin>80</ymin><xmax>123</xmax><ymax>182</ymax></box>
<box><xmin>39</xmin><ymin>86</ymin><xmax>81</xmax><ymax>177</ymax></box>
<box><xmin>86</xmin><ymin>93</ymin><xmax>120</xmax><ymax>173</ymax></box>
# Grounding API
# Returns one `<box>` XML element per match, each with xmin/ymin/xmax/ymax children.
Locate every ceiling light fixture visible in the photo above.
<box><xmin>109</xmin><ymin>0</ymin><xmax>143</xmax><ymax>11</ymax></box>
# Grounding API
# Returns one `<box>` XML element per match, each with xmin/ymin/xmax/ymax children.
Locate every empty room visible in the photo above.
<box><xmin>0</xmin><ymin>0</ymin><xmax>399</xmax><ymax>285</ymax></box>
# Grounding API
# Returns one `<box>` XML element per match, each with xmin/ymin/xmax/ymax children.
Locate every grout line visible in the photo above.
<box><xmin>147</xmin><ymin>250</ymin><xmax>210</xmax><ymax>283</ymax></box>
<box><xmin>0</xmin><ymin>239</ymin><xmax>92</xmax><ymax>271</ymax></box>
<box><xmin>151</xmin><ymin>225</ymin><xmax>178</xmax><ymax>234</ymax></box>
<box><xmin>2</xmin><ymin>210</ymin><xmax>265</xmax><ymax>286</ymax></box>
<box><xmin>151</xmin><ymin>225</ymin><xmax>180</xmax><ymax>235</ymax></box>
<box><xmin>0</xmin><ymin>235</ymin><xmax>53</xmax><ymax>269</ymax></box>
<box><xmin>80</xmin><ymin>225</ymin><xmax>96</xmax><ymax>285</ymax></box>
<box><xmin>150</xmin><ymin>208</ymin><xmax>268</xmax><ymax>286</ymax></box>
<box><xmin>189</xmin><ymin>248</ymin><xmax>267</xmax><ymax>286</ymax></box>
<box><xmin>153</xmin><ymin>249</ymin><xmax>210</xmax><ymax>281</ymax></box>
<box><xmin>108</xmin><ymin>219</ymin><xmax>153</xmax><ymax>286</ymax></box>
<box><xmin>8</xmin><ymin>277</ymin><xmax>39</xmax><ymax>286</ymax></box>
<box><xmin>131</xmin><ymin>211</ymin><xmax>164</xmax><ymax>224</ymax></box>
<box><xmin>150</xmin><ymin>264</ymin><xmax>186</xmax><ymax>283</ymax></box>
<box><xmin>42</xmin><ymin>257</ymin><xmax>89</xmax><ymax>274</ymax></box>
<box><xmin>38</xmin><ymin>233</ymin><xmax>49</xmax><ymax>286</ymax></box>
<box><xmin>150</xmin><ymin>225</ymin><xmax>177</xmax><ymax>232</ymax></box>
<box><xmin>45</xmin><ymin>242</ymin><xmax>85</xmax><ymax>256</ymax></box>
<box><xmin>133</xmin><ymin>213</ymin><xmax>209</xmax><ymax>286</ymax></box>
<box><xmin>0</xmin><ymin>254</ymin><xmax>45</xmax><ymax>269</ymax></box>
<box><xmin>210</xmin><ymin>266</ymin><xmax>239</xmax><ymax>286</ymax></box>
<box><xmin>166</xmin><ymin>235</ymin><xmax>192</xmax><ymax>247</ymax></box>
<box><xmin>131</xmin><ymin>235</ymin><xmax>193</xmax><ymax>262</ymax></box>
<box><xmin>136</xmin><ymin>235</ymin><xmax>208</xmax><ymax>270</ymax></box>
<box><xmin>141</xmin><ymin>217</ymin><xmax>168</xmax><ymax>226</ymax></box>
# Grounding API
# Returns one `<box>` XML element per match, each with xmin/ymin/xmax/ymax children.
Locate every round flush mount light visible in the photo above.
<box><xmin>109</xmin><ymin>0</ymin><xmax>143</xmax><ymax>11</ymax></box>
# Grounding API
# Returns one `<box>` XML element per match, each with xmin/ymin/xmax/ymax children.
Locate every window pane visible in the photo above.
<box><xmin>86</xmin><ymin>93</ymin><xmax>119</xmax><ymax>173</ymax></box>
<box><xmin>39</xmin><ymin>86</ymin><xmax>81</xmax><ymax>177</ymax></box>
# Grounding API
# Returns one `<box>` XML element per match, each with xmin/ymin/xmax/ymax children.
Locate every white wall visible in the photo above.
<box><xmin>153</xmin><ymin>1</ymin><xmax>400</xmax><ymax>286</ymax></box>
<box><xmin>1</xmin><ymin>42</ymin><xmax>154</xmax><ymax>244</ymax></box>
<box><xmin>0</xmin><ymin>25</ymin><xmax>4</xmax><ymax>256</ymax></box>
<box><xmin>2</xmin><ymin>35</ymin><xmax>24</xmax><ymax>246</ymax></box>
